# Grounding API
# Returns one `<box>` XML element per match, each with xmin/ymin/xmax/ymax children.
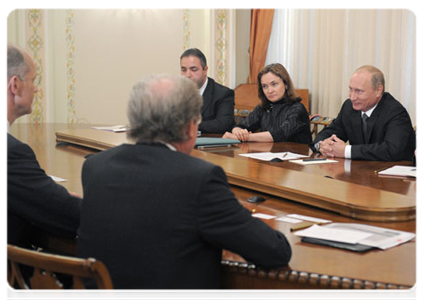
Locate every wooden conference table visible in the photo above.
<box><xmin>10</xmin><ymin>123</ymin><xmax>416</xmax><ymax>289</ymax></box>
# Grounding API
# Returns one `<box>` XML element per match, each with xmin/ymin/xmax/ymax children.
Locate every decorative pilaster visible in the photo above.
<box><xmin>182</xmin><ymin>9</ymin><xmax>191</xmax><ymax>51</ymax></box>
<box><xmin>66</xmin><ymin>9</ymin><xmax>77</xmax><ymax>124</ymax></box>
<box><xmin>214</xmin><ymin>9</ymin><xmax>229</xmax><ymax>86</ymax></box>
<box><xmin>26</xmin><ymin>9</ymin><xmax>45</xmax><ymax>124</ymax></box>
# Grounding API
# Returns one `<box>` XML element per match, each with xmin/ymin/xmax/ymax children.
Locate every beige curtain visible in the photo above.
<box><xmin>248</xmin><ymin>9</ymin><xmax>274</xmax><ymax>83</ymax></box>
<box><xmin>266</xmin><ymin>9</ymin><xmax>416</xmax><ymax>125</ymax></box>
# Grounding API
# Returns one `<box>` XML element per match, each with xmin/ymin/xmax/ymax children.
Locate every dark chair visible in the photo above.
<box><xmin>7</xmin><ymin>244</ymin><xmax>113</xmax><ymax>289</ymax></box>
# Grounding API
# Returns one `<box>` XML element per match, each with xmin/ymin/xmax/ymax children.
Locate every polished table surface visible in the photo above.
<box><xmin>55</xmin><ymin>126</ymin><xmax>416</xmax><ymax>222</ymax></box>
<box><xmin>9</xmin><ymin>123</ymin><xmax>416</xmax><ymax>289</ymax></box>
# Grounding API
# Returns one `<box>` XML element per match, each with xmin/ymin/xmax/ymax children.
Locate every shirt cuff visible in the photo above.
<box><xmin>344</xmin><ymin>145</ymin><xmax>352</xmax><ymax>159</ymax></box>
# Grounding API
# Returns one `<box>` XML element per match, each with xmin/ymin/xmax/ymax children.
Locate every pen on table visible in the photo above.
<box><xmin>282</xmin><ymin>152</ymin><xmax>288</xmax><ymax>158</ymax></box>
<box><xmin>302</xmin><ymin>158</ymin><xmax>326</xmax><ymax>162</ymax></box>
<box><xmin>374</xmin><ymin>167</ymin><xmax>388</xmax><ymax>174</ymax></box>
<box><xmin>290</xmin><ymin>222</ymin><xmax>323</xmax><ymax>232</ymax></box>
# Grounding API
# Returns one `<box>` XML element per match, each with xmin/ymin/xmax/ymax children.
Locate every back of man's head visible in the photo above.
<box><xmin>180</xmin><ymin>48</ymin><xmax>207</xmax><ymax>69</ymax></box>
<box><xmin>127</xmin><ymin>74</ymin><xmax>202</xmax><ymax>144</ymax></box>
<box><xmin>8</xmin><ymin>44</ymin><xmax>31</xmax><ymax>81</ymax></box>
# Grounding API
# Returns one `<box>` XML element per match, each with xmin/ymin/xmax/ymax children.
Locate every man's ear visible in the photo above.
<box><xmin>8</xmin><ymin>76</ymin><xmax>21</xmax><ymax>96</ymax></box>
<box><xmin>187</xmin><ymin>119</ymin><xmax>198</xmax><ymax>139</ymax></box>
<box><xmin>376</xmin><ymin>85</ymin><xmax>383</xmax><ymax>98</ymax></box>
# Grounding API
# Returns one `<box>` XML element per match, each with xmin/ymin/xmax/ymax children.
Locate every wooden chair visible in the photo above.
<box><xmin>7</xmin><ymin>244</ymin><xmax>113</xmax><ymax>289</ymax></box>
<box><xmin>309</xmin><ymin>115</ymin><xmax>333</xmax><ymax>138</ymax></box>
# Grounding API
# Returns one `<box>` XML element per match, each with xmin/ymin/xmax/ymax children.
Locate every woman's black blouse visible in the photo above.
<box><xmin>236</xmin><ymin>98</ymin><xmax>312</xmax><ymax>144</ymax></box>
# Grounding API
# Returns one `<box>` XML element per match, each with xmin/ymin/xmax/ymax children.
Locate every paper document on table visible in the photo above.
<box><xmin>252</xmin><ymin>213</ymin><xmax>276</xmax><ymax>220</ymax></box>
<box><xmin>324</xmin><ymin>223</ymin><xmax>415</xmax><ymax>250</ymax></box>
<box><xmin>295</xmin><ymin>223</ymin><xmax>415</xmax><ymax>250</ymax></box>
<box><xmin>92</xmin><ymin>125</ymin><xmax>130</xmax><ymax>132</ymax></box>
<box><xmin>287</xmin><ymin>214</ymin><xmax>331</xmax><ymax>224</ymax></box>
<box><xmin>239</xmin><ymin>152</ymin><xmax>308</xmax><ymax>161</ymax></box>
<box><xmin>49</xmin><ymin>175</ymin><xmax>67</xmax><ymax>182</ymax></box>
<box><xmin>378</xmin><ymin>166</ymin><xmax>416</xmax><ymax>178</ymax></box>
<box><xmin>294</xmin><ymin>224</ymin><xmax>371</xmax><ymax>244</ymax></box>
<box><xmin>290</xmin><ymin>158</ymin><xmax>338</xmax><ymax>165</ymax></box>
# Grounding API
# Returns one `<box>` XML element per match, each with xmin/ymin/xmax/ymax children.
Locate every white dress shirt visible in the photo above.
<box><xmin>344</xmin><ymin>104</ymin><xmax>378</xmax><ymax>159</ymax></box>
<box><xmin>199</xmin><ymin>77</ymin><xmax>208</xmax><ymax>96</ymax></box>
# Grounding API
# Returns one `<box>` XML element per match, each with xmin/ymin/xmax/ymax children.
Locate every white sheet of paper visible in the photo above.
<box><xmin>324</xmin><ymin>223</ymin><xmax>416</xmax><ymax>250</ymax></box>
<box><xmin>92</xmin><ymin>125</ymin><xmax>129</xmax><ymax>132</ymax></box>
<box><xmin>294</xmin><ymin>224</ymin><xmax>372</xmax><ymax>244</ymax></box>
<box><xmin>290</xmin><ymin>159</ymin><xmax>338</xmax><ymax>165</ymax></box>
<box><xmin>276</xmin><ymin>216</ymin><xmax>303</xmax><ymax>224</ymax></box>
<box><xmin>252</xmin><ymin>213</ymin><xmax>276</xmax><ymax>220</ymax></box>
<box><xmin>239</xmin><ymin>152</ymin><xmax>308</xmax><ymax>161</ymax></box>
<box><xmin>49</xmin><ymin>175</ymin><xmax>67</xmax><ymax>182</ymax></box>
<box><xmin>378</xmin><ymin>165</ymin><xmax>416</xmax><ymax>178</ymax></box>
<box><xmin>287</xmin><ymin>214</ymin><xmax>331</xmax><ymax>224</ymax></box>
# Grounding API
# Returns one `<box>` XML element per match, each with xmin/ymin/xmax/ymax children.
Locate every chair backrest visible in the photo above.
<box><xmin>309</xmin><ymin>115</ymin><xmax>333</xmax><ymax>138</ymax></box>
<box><xmin>7</xmin><ymin>244</ymin><xmax>113</xmax><ymax>289</ymax></box>
<box><xmin>234</xmin><ymin>83</ymin><xmax>310</xmax><ymax>113</ymax></box>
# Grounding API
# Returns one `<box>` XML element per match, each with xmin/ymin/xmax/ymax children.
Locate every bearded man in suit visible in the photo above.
<box><xmin>311</xmin><ymin>65</ymin><xmax>415</xmax><ymax>161</ymax></box>
<box><xmin>180</xmin><ymin>48</ymin><xmax>234</xmax><ymax>133</ymax></box>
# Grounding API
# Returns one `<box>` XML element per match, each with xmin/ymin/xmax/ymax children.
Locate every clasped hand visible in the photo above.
<box><xmin>319</xmin><ymin>134</ymin><xmax>346</xmax><ymax>158</ymax></box>
<box><xmin>222</xmin><ymin>127</ymin><xmax>251</xmax><ymax>142</ymax></box>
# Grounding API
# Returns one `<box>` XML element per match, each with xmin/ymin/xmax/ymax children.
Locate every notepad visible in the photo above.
<box><xmin>378</xmin><ymin>166</ymin><xmax>416</xmax><ymax>178</ymax></box>
<box><xmin>239</xmin><ymin>152</ymin><xmax>307</xmax><ymax>161</ymax></box>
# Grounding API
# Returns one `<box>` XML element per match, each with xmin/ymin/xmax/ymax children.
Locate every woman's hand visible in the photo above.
<box><xmin>232</xmin><ymin>127</ymin><xmax>250</xmax><ymax>142</ymax></box>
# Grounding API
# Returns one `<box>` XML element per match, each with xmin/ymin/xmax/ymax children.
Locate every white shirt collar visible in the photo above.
<box><xmin>362</xmin><ymin>103</ymin><xmax>378</xmax><ymax>118</ymax></box>
<box><xmin>157</xmin><ymin>141</ymin><xmax>177</xmax><ymax>151</ymax></box>
<box><xmin>199</xmin><ymin>77</ymin><xmax>208</xmax><ymax>96</ymax></box>
<box><xmin>4</xmin><ymin>118</ymin><xmax>10</xmax><ymax>133</ymax></box>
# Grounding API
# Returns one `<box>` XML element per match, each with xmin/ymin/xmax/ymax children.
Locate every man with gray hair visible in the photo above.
<box><xmin>77</xmin><ymin>74</ymin><xmax>291</xmax><ymax>289</ymax></box>
<box><xmin>311</xmin><ymin>65</ymin><xmax>415</xmax><ymax>161</ymax></box>
<box><xmin>7</xmin><ymin>44</ymin><xmax>82</xmax><ymax>249</ymax></box>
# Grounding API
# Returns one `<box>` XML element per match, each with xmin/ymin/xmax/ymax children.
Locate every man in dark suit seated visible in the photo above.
<box><xmin>311</xmin><ymin>65</ymin><xmax>415</xmax><ymax>161</ymax></box>
<box><xmin>180</xmin><ymin>48</ymin><xmax>234</xmax><ymax>133</ymax></box>
<box><xmin>76</xmin><ymin>74</ymin><xmax>291</xmax><ymax>289</ymax></box>
<box><xmin>7</xmin><ymin>44</ymin><xmax>82</xmax><ymax>249</ymax></box>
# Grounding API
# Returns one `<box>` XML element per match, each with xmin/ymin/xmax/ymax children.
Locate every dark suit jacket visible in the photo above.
<box><xmin>7</xmin><ymin>134</ymin><xmax>81</xmax><ymax>248</ymax></box>
<box><xmin>76</xmin><ymin>143</ymin><xmax>291</xmax><ymax>289</ymax></box>
<box><xmin>199</xmin><ymin>77</ymin><xmax>234</xmax><ymax>133</ymax></box>
<box><xmin>311</xmin><ymin>93</ymin><xmax>415</xmax><ymax>161</ymax></box>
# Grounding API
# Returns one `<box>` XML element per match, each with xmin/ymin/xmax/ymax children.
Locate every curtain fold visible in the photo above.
<box><xmin>248</xmin><ymin>9</ymin><xmax>274</xmax><ymax>83</ymax></box>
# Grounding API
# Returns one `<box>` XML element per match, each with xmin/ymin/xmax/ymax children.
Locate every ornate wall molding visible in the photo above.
<box><xmin>182</xmin><ymin>9</ymin><xmax>191</xmax><ymax>51</ymax></box>
<box><xmin>214</xmin><ymin>9</ymin><xmax>229</xmax><ymax>86</ymax></box>
<box><xmin>66</xmin><ymin>9</ymin><xmax>77</xmax><ymax>124</ymax></box>
<box><xmin>26</xmin><ymin>9</ymin><xmax>45</xmax><ymax>124</ymax></box>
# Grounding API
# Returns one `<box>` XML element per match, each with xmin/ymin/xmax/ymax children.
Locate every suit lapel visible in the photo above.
<box><xmin>201</xmin><ymin>78</ymin><xmax>213</xmax><ymax>115</ymax></box>
<box><xmin>364</xmin><ymin>94</ymin><xmax>386</xmax><ymax>143</ymax></box>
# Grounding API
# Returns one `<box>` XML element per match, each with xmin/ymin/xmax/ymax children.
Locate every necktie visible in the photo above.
<box><xmin>362</xmin><ymin>113</ymin><xmax>369</xmax><ymax>140</ymax></box>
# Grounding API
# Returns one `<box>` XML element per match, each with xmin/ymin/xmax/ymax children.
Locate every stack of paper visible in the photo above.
<box><xmin>294</xmin><ymin>223</ymin><xmax>415</xmax><ymax>250</ymax></box>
